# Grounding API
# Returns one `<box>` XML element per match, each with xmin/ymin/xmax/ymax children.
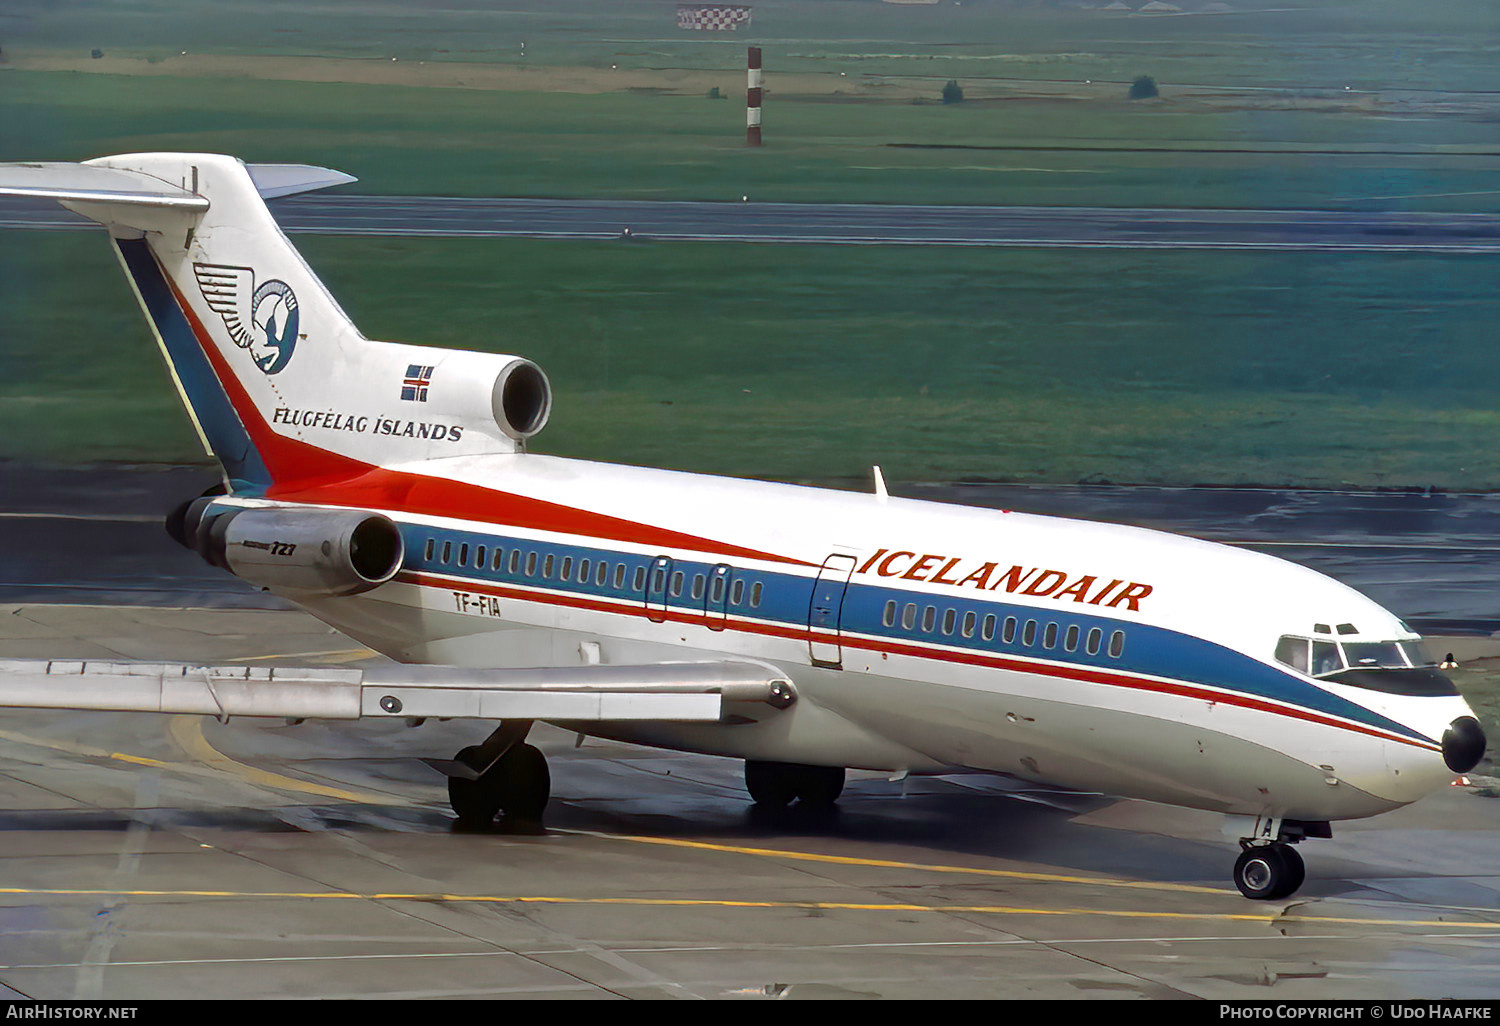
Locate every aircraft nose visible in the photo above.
<box><xmin>1442</xmin><ymin>716</ymin><xmax>1487</xmax><ymax>773</ymax></box>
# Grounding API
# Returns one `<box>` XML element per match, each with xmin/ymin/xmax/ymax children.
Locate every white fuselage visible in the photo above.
<box><xmin>234</xmin><ymin>449</ymin><xmax>1474</xmax><ymax>825</ymax></box>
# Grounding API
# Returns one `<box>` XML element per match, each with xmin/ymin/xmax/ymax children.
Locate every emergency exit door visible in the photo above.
<box><xmin>807</xmin><ymin>554</ymin><xmax>858</xmax><ymax>668</ymax></box>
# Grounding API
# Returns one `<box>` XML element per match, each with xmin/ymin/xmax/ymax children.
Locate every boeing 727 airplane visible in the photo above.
<box><xmin>0</xmin><ymin>153</ymin><xmax>1485</xmax><ymax>900</ymax></box>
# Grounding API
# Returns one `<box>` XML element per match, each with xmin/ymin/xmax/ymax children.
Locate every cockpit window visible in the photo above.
<box><xmin>1341</xmin><ymin>641</ymin><xmax>1406</xmax><ymax>670</ymax></box>
<box><xmin>1311</xmin><ymin>641</ymin><xmax>1341</xmax><ymax>676</ymax></box>
<box><xmin>1277</xmin><ymin>635</ymin><xmax>1437</xmax><ymax>676</ymax></box>
<box><xmin>1275</xmin><ymin>633</ymin><xmax>1457</xmax><ymax>696</ymax></box>
<box><xmin>1274</xmin><ymin>636</ymin><xmax>1309</xmax><ymax>673</ymax></box>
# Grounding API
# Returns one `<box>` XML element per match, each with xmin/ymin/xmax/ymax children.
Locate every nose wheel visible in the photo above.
<box><xmin>1233</xmin><ymin>843</ymin><xmax>1305</xmax><ymax>900</ymax></box>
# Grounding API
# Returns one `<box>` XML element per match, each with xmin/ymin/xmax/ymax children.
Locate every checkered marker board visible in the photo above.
<box><xmin>677</xmin><ymin>5</ymin><xmax>752</xmax><ymax>30</ymax></box>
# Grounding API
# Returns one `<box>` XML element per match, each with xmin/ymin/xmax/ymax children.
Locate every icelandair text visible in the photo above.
<box><xmin>857</xmin><ymin>548</ymin><xmax>1153</xmax><ymax>611</ymax></box>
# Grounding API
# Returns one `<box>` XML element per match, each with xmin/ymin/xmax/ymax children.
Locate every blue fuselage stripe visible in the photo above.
<box><xmin>395</xmin><ymin>521</ymin><xmax>1428</xmax><ymax>744</ymax></box>
<box><xmin>115</xmin><ymin>238</ymin><xmax>270</xmax><ymax>490</ymax></box>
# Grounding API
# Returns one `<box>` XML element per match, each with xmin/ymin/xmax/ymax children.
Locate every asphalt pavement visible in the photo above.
<box><xmin>4</xmin><ymin>194</ymin><xmax>1500</xmax><ymax>252</ymax></box>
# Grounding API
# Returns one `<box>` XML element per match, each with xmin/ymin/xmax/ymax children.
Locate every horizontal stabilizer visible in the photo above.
<box><xmin>0</xmin><ymin>162</ymin><xmax>209</xmax><ymax>210</ymax></box>
<box><xmin>0</xmin><ymin>659</ymin><xmax>796</xmax><ymax>723</ymax></box>
<box><xmin>245</xmin><ymin>163</ymin><xmax>359</xmax><ymax>200</ymax></box>
<box><xmin>0</xmin><ymin>159</ymin><xmax>356</xmax><ymax>212</ymax></box>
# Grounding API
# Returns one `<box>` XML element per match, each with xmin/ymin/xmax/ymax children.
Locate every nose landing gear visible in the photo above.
<box><xmin>1231</xmin><ymin>816</ymin><xmax>1326</xmax><ymax>899</ymax></box>
<box><xmin>1233</xmin><ymin>842</ymin><xmax>1305</xmax><ymax>900</ymax></box>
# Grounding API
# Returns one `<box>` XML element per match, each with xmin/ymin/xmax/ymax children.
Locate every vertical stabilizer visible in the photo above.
<box><xmin>1</xmin><ymin>154</ymin><xmax>550</xmax><ymax>494</ymax></box>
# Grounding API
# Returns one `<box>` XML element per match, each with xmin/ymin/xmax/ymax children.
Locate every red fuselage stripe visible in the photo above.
<box><xmin>400</xmin><ymin>570</ymin><xmax>1441</xmax><ymax>754</ymax></box>
<box><xmin>152</xmin><ymin>249</ymin><xmax>815</xmax><ymax>568</ymax></box>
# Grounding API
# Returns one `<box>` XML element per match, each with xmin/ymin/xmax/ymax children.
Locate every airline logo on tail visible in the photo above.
<box><xmin>193</xmin><ymin>263</ymin><xmax>300</xmax><ymax>374</ymax></box>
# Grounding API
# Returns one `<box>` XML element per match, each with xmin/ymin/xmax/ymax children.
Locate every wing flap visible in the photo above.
<box><xmin>0</xmin><ymin>659</ymin><xmax>794</xmax><ymax>723</ymax></box>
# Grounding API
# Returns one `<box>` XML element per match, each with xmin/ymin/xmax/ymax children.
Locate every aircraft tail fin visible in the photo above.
<box><xmin>2</xmin><ymin>154</ymin><xmax>550</xmax><ymax>495</ymax></box>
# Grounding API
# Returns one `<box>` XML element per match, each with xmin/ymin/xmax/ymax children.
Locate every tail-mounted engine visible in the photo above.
<box><xmin>168</xmin><ymin>498</ymin><xmax>404</xmax><ymax>596</ymax></box>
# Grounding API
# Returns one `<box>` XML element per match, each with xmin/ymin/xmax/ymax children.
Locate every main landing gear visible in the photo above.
<box><xmin>430</xmin><ymin>720</ymin><xmax>551</xmax><ymax>829</ymax></box>
<box><xmin>744</xmin><ymin>760</ymin><xmax>846</xmax><ymax>808</ymax></box>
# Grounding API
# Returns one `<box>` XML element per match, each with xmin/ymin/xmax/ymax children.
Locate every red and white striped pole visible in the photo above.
<box><xmin>746</xmin><ymin>46</ymin><xmax>762</xmax><ymax>147</ymax></box>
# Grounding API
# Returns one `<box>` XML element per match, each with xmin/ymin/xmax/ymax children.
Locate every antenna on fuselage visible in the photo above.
<box><xmin>872</xmin><ymin>465</ymin><xmax>888</xmax><ymax>503</ymax></box>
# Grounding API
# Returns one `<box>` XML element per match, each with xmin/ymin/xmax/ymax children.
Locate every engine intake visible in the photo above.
<box><xmin>174</xmin><ymin>500</ymin><xmax>404</xmax><ymax>596</ymax></box>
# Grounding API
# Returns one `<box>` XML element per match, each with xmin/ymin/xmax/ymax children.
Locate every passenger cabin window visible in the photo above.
<box><xmin>962</xmin><ymin>611</ymin><xmax>977</xmax><ymax>639</ymax></box>
<box><xmin>424</xmin><ymin>539</ymin><xmax>435</xmax><ymax>562</ymax></box>
<box><xmin>901</xmin><ymin>603</ymin><xmax>917</xmax><ymax>630</ymax></box>
<box><xmin>982</xmin><ymin>614</ymin><xmax>997</xmax><ymax>641</ymax></box>
<box><xmin>1086</xmin><ymin>627</ymin><xmax>1102</xmax><ymax>656</ymax></box>
<box><xmin>883</xmin><ymin>600</ymin><xmax>897</xmax><ymax>627</ymax></box>
<box><xmin>750</xmin><ymin>582</ymin><xmax>763</xmax><ymax>608</ymax></box>
<box><xmin>1108</xmin><ymin>630</ymin><xmax>1125</xmax><ymax>658</ymax></box>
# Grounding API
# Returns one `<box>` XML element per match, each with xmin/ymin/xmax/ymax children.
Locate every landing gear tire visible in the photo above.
<box><xmin>1234</xmin><ymin>844</ymin><xmax>1303</xmax><ymax>900</ymax></box>
<box><xmin>447</xmin><ymin>743</ymin><xmax>551</xmax><ymax>827</ymax></box>
<box><xmin>744</xmin><ymin>760</ymin><xmax>845</xmax><ymax>808</ymax></box>
<box><xmin>493</xmin><ymin>742</ymin><xmax>550</xmax><ymax>823</ymax></box>
<box><xmin>449</xmin><ymin>746</ymin><xmax>501</xmax><ymax>827</ymax></box>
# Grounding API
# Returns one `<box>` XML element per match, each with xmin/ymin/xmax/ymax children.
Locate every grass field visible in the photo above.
<box><xmin>4</xmin><ymin>228</ymin><xmax>1498</xmax><ymax>489</ymax></box>
<box><xmin>1</xmin><ymin>1</ymin><xmax>1496</xmax><ymax>489</ymax></box>
<box><xmin>4</xmin><ymin>69</ymin><xmax>1498</xmax><ymax>213</ymax></box>
<box><xmin>3</xmin><ymin>1</ymin><xmax>1499</xmax><ymax>210</ymax></box>
<box><xmin>5</xmin><ymin>0</ymin><xmax>1498</xmax><ymax>93</ymax></box>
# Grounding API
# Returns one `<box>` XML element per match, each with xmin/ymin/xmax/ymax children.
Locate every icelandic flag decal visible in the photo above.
<box><xmin>401</xmin><ymin>364</ymin><xmax>434</xmax><ymax>402</ymax></box>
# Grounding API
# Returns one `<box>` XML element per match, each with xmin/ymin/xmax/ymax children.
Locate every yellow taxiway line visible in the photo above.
<box><xmin>0</xmin><ymin>885</ymin><xmax>1493</xmax><ymax>933</ymax></box>
<box><xmin>6</xmin><ymin>720</ymin><xmax>1499</xmax><ymax>934</ymax></box>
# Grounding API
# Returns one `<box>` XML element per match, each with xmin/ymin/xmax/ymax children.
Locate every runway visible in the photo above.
<box><xmin>4</xmin><ymin>193</ymin><xmax>1500</xmax><ymax>252</ymax></box>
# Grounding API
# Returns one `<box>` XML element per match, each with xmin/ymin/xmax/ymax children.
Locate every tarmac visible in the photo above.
<box><xmin>6</xmin><ymin>467</ymin><xmax>1500</xmax><ymax>999</ymax></box>
<box><xmin>5</xmin><ymin>194</ymin><xmax>1500</xmax><ymax>252</ymax></box>
<box><xmin>2</xmin><ymin>602</ymin><xmax>1500</xmax><ymax>999</ymax></box>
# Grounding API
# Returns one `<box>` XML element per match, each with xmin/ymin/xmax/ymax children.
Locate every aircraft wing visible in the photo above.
<box><xmin>0</xmin><ymin>658</ymin><xmax>795</xmax><ymax>723</ymax></box>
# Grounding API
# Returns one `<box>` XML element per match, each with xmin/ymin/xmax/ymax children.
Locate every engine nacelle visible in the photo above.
<box><xmin>173</xmin><ymin>501</ymin><xmax>404</xmax><ymax>596</ymax></box>
<box><xmin>372</xmin><ymin>344</ymin><xmax>551</xmax><ymax>444</ymax></box>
